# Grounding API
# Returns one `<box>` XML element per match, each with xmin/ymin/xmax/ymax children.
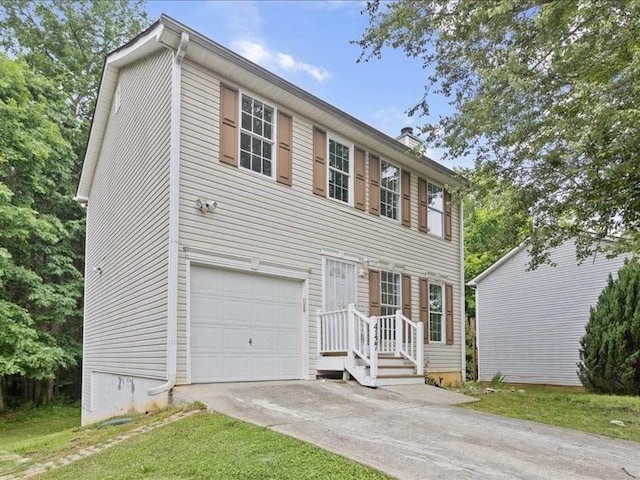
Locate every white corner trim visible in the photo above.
<box><xmin>459</xmin><ymin>201</ymin><xmax>466</xmax><ymax>379</ymax></box>
<box><xmin>148</xmin><ymin>31</ymin><xmax>190</xmax><ymax>397</ymax></box>
<box><xmin>184</xmin><ymin>247</ymin><xmax>310</xmax><ymax>280</ymax></box>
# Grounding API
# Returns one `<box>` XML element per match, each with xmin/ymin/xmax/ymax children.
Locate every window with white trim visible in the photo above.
<box><xmin>240</xmin><ymin>94</ymin><xmax>275</xmax><ymax>177</ymax></box>
<box><xmin>380</xmin><ymin>160</ymin><xmax>400</xmax><ymax>220</ymax></box>
<box><xmin>429</xmin><ymin>283</ymin><xmax>444</xmax><ymax>342</ymax></box>
<box><xmin>328</xmin><ymin>138</ymin><xmax>351</xmax><ymax>203</ymax></box>
<box><xmin>428</xmin><ymin>182</ymin><xmax>444</xmax><ymax>237</ymax></box>
<box><xmin>380</xmin><ymin>271</ymin><xmax>401</xmax><ymax>317</ymax></box>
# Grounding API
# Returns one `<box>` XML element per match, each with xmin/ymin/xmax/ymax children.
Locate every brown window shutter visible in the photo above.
<box><xmin>445</xmin><ymin>283</ymin><xmax>454</xmax><ymax>345</ymax></box>
<box><xmin>444</xmin><ymin>190</ymin><xmax>453</xmax><ymax>240</ymax></box>
<box><xmin>354</xmin><ymin>147</ymin><xmax>366</xmax><ymax>211</ymax></box>
<box><xmin>419</xmin><ymin>277</ymin><xmax>429</xmax><ymax>342</ymax></box>
<box><xmin>402</xmin><ymin>274</ymin><xmax>412</xmax><ymax>319</ymax></box>
<box><xmin>369</xmin><ymin>270</ymin><xmax>381</xmax><ymax>316</ymax></box>
<box><xmin>401</xmin><ymin>170</ymin><xmax>411</xmax><ymax>227</ymax></box>
<box><xmin>369</xmin><ymin>154</ymin><xmax>380</xmax><ymax>216</ymax></box>
<box><xmin>220</xmin><ymin>83</ymin><xmax>239</xmax><ymax>167</ymax></box>
<box><xmin>312</xmin><ymin>127</ymin><xmax>326</xmax><ymax>196</ymax></box>
<box><xmin>276</xmin><ymin>111</ymin><xmax>293</xmax><ymax>186</ymax></box>
<box><xmin>418</xmin><ymin>178</ymin><xmax>427</xmax><ymax>232</ymax></box>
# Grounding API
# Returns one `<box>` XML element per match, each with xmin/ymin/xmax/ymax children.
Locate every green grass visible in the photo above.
<box><xmin>37</xmin><ymin>412</ymin><xmax>387</xmax><ymax>480</ymax></box>
<box><xmin>1</xmin><ymin>405</ymin><xmax>387</xmax><ymax>479</ymax></box>
<box><xmin>460</xmin><ymin>384</ymin><xmax>640</xmax><ymax>443</ymax></box>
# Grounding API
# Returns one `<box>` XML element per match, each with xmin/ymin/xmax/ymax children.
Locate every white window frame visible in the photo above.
<box><xmin>238</xmin><ymin>90</ymin><xmax>277</xmax><ymax>180</ymax></box>
<box><xmin>326</xmin><ymin>135</ymin><xmax>354</xmax><ymax>206</ymax></box>
<box><xmin>380</xmin><ymin>270</ymin><xmax>401</xmax><ymax>317</ymax></box>
<box><xmin>321</xmin><ymin>257</ymin><xmax>358</xmax><ymax>312</ymax></box>
<box><xmin>429</xmin><ymin>282</ymin><xmax>444</xmax><ymax>343</ymax></box>
<box><xmin>380</xmin><ymin>160</ymin><xmax>401</xmax><ymax>222</ymax></box>
<box><xmin>427</xmin><ymin>181</ymin><xmax>444</xmax><ymax>238</ymax></box>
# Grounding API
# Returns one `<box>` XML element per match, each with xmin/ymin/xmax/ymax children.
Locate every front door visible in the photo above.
<box><xmin>323</xmin><ymin>258</ymin><xmax>358</xmax><ymax>311</ymax></box>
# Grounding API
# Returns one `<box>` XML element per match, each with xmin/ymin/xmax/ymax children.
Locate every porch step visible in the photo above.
<box><xmin>377</xmin><ymin>364</ymin><xmax>417</xmax><ymax>376</ymax></box>
<box><xmin>375</xmin><ymin>374</ymin><xmax>425</xmax><ymax>386</ymax></box>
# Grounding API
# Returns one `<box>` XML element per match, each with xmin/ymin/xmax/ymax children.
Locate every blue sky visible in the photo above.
<box><xmin>145</xmin><ymin>1</ymin><xmax>468</xmax><ymax>168</ymax></box>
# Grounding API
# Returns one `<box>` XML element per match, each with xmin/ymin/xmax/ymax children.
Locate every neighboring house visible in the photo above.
<box><xmin>77</xmin><ymin>15</ymin><xmax>465</xmax><ymax>425</ymax></box>
<box><xmin>468</xmin><ymin>240</ymin><xmax>627</xmax><ymax>386</ymax></box>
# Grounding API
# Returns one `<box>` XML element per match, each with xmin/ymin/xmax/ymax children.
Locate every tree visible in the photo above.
<box><xmin>357</xmin><ymin>1</ymin><xmax>640</xmax><ymax>266</ymax></box>
<box><xmin>463</xmin><ymin>166</ymin><xmax>531</xmax><ymax>314</ymax></box>
<box><xmin>578</xmin><ymin>259</ymin><xmax>640</xmax><ymax>395</ymax></box>
<box><xmin>0</xmin><ymin>0</ymin><xmax>149</xmax><ymax>159</ymax></box>
<box><xmin>0</xmin><ymin>55</ymin><xmax>81</xmax><ymax>410</ymax></box>
<box><xmin>0</xmin><ymin>0</ymin><xmax>149</xmax><ymax>406</ymax></box>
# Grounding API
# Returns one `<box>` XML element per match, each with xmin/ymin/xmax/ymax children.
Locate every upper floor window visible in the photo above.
<box><xmin>240</xmin><ymin>94</ymin><xmax>274</xmax><ymax>177</ymax></box>
<box><xmin>380</xmin><ymin>160</ymin><xmax>400</xmax><ymax>220</ymax></box>
<box><xmin>380</xmin><ymin>271</ymin><xmax>401</xmax><ymax>317</ymax></box>
<box><xmin>429</xmin><ymin>283</ymin><xmax>444</xmax><ymax>342</ymax></box>
<box><xmin>328</xmin><ymin>137</ymin><xmax>352</xmax><ymax>204</ymax></box>
<box><xmin>428</xmin><ymin>182</ymin><xmax>444</xmax><ymax>237</ymax></box>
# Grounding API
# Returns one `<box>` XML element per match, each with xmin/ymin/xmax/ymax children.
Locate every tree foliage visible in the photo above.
<box><xmin>0</xmin><ymin>0</ymin><xmax>149</xmax><ymax>407</ymax></box>
<box><xmin>0</xmin><ymin>55</ymin><xmax>82</xmax><ymax>409</ymax></box>
<box><xmin>578</xmin><ymin>259</ymin><xmax>640</xmax><ymax>395</ymax></box>
<box><xmin>462</xmin><ymin>166</ymin><xmax>531</xmax><ymax>314</ymax></box>
<box><xmin>0</xmin><ymin>0</ymin><xmax>149</xmax><ymax>158</ymax></box>
<box><xmin>358</xmin><ymin>1</ymin><xmax>640</xmax><ymax>266</ymax></box>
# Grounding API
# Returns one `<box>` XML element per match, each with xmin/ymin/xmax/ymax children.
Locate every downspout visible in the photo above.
<box><xmin>459</xmin><ymin>201</ymin><xmax>466</xmax><ymax>382</ymax></box>
<box><xmin>148</xmin><ymin>31</ymin><xmax>189</xmax><ymax>396</ymax></box>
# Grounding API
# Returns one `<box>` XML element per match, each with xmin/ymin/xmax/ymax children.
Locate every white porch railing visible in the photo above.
<box><xmin>317</xmin><ymin>304</ymin><xmax>424</xmax><ymax>381</ymax></box>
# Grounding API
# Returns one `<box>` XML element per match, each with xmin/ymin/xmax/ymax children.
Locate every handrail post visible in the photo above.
<box><xmin>417</xmin><ymin>322</ymin><xmax>424</xmax><ymax>375</ymax></box>
<box><xmin>316</xmin><ymin>309</ymin><xmax>322</xmax><ymax>355</ymax></box>
<box><xmin>395</xmin><ymin>309</ymin><xmax>403</xmax><ymax>357</ymax></box>
<box><xmin>369</xmin><ymin>316</ymin><xmax>378</xmax><ymax>380</ymax></box>
<box><xmin>347</xmin><ymin>303</ymin><xmax>356</xmax><ymax>359</ymax></box>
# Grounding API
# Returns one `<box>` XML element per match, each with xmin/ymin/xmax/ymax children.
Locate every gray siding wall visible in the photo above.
<box><xmin>476</xmin><ymin>241</ymin><xmax>627</xmax><ymax>386</ymax></box>
<box><xmin>176</xmin><ymin>59</ymin><xmax>463</xmax><ymax>382</ymax></box>
<box><xmin>82</xmin><ymin>50</ymin><xmax>173</xmax><ymax>414</ymax></box>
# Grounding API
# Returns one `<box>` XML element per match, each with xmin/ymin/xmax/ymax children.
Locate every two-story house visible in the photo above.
<box><xmin>77</xmin><ymin>15</ymin><xmax>465</xmax><ymax>425</ymax></box>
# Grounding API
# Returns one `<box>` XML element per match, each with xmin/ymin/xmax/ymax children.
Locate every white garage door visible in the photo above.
<box><xmin>190</xmin><ymin>266</ymin><xmax>303</xmax><ymax>383</ymax></box>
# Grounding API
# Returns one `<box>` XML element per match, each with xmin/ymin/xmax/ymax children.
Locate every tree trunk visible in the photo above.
<box><xmin>0</xmin><ymin>377</ymin><xmax>5</xmax><ymax>413</ymax></box>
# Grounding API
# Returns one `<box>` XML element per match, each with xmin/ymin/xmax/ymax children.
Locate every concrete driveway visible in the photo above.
<box><xmin>174</xmin><ymin>381</ymin><xmax>640</xmax><ymax>480</ymax></box>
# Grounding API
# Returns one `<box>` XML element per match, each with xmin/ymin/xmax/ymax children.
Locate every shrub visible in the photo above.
<box><xmin>578</xmin><ymin>258</ymin><xmax>640</xmax><ymax>395</ymax></box>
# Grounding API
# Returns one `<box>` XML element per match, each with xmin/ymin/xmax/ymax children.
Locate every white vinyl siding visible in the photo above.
<box><xmin>475</xmin><ymin>240</ymin><xmax>627</xmax><ymax>386</ymax></box>
<box><xmin>176</xmin><ymin>59</ymin><xmax>463</xmax><ymax>381</ymax></box>
<box><xmin>82</xmin><ymin>50</ymin><xmax>172</xmax><ymax>416</ymax></box>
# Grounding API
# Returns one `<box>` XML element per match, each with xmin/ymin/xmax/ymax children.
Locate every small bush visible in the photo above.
<box><xmin>489</xmin><ymin>372</ymin><xmax>507</xmax><ymax>389</ymax></box>
<box><xmin>578</xmin><ymin>258</ymin><xmax>640</xmax><ymax>395</ymax></box>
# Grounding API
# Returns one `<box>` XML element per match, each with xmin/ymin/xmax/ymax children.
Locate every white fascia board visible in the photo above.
<box><xmin>76</xmin><ymin>23</ymin><xmax>167</xmax><ymax>201</ymax></box>
<box><xmin>466</xmin><ymin>241</ymin><xmax>529</xmax><ymax>286</ymax></box>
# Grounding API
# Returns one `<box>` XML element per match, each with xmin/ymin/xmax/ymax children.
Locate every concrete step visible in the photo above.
<box><xmin>377</xmin><ymin>365</ymin><xmax>417</xmax><ymax>376</ymax></box>
<box><xmin>375</xmin><ymin>374</ymin><xmax>425</xmax><ymax>386</ymax></box>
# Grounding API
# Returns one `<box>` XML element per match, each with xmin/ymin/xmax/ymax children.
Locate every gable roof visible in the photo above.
<box><xmin>77</xmin><ymin>14</ymin><xmax>463</xmax><ymax>201</ymax></box>
<box><xmin>466</xmin><ymin>241</ymin><xmax>529</xmax><ymax>287</ymax></box>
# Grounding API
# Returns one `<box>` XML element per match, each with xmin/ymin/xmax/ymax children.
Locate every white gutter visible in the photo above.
<box><xmin>459</xmin><ymin>201</ymin><xmax>466</xmax><ymax>382</ymax></box>
<box><xmin>148</xmin><ymin>31</ymin><xmax>189</xmax><ymax>396</ymax></box>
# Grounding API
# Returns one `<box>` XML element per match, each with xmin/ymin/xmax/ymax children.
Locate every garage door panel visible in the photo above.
<box><xmin>190</xmin><ymin>266</ymin><xmax>303</xmax><ymax>383</ymax></box>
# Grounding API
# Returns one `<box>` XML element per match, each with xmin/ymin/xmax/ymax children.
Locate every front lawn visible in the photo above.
<box><xmin>460</xmin><ymin>384</ymin><xmax>640</xmax><ymax>443</ymax></box>
<box><xmin>1</xmin><ymin>404</ymin><xmax>388</xmax><ymax>479</ymax></box>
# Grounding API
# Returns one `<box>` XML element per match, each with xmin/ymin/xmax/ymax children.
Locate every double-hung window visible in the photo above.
<box><xmin>380</xmin><ymin>271</ymin><xmax>401</xmax><ymax>317</ymax></box>
<box><xmin>328</xmin><ymin>138</ymin><xmax>352</xmax><ymax>204</ymax></box>
<box><xmin>240</xmin><ymin>94</ymin><xmax>275</xmax><ymax>177</ymax></box>
<box><xmin>380</xmin><ymin>161</ymin><xmax>400</xmax><ymax>220</ymax></box>
<box><xmin>427</xmin><ymin>182</ymin><xmax>444</xmax><ymax>237</ymax></box>
<box><xmin>429</xmin><ymin>283</ymin><xmax>444</xmax><ymax>342</ymax></box>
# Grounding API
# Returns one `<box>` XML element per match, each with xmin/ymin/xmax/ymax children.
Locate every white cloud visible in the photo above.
<box><xmin>233</xmin><ymin>40</ymin><xmax>330</xmax><ymax>82</ymax></box>
<box><xmin>372</xmin><ymin>106</ymin><xmax>415</xmax><ymax>127</ymax></box>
